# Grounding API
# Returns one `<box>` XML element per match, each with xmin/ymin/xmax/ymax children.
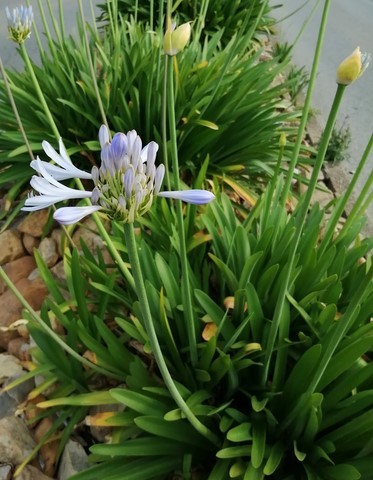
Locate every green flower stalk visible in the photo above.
<box><xmin>5</xmin><ymin>5</ymin><xmax>33</xmax><ymax>44</ymax></box>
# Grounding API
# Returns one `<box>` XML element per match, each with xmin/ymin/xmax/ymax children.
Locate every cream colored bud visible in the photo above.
<box><xmin>336</xmin><ymin>47</ymin><xmax>371</xmax><ymax>85</ymax></box>
<box><xmin>279</xmin><ymin>132</ymin><xmax>287</xmax><ymax>147</ymax></box>
<box><xmin>163</xmin><ymin>20</ymin><xmax>191</xmax><ymax>56</ymax></box>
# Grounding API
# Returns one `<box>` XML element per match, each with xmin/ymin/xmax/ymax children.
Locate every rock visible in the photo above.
<box><xmin>0</xmin><ymin>464</ymin><xmax>12</xmax><ymax>480</ymax></box>
<box><xmin>0</xmin><ymin>391</ymin><xmax>17</xmax><ymax>419</ymax></box>
<box><xmin>22</xmin><ymin>234</ymin><xmax>40</xmax><ymax>255</ymax></box>
<box><xmin>72</xmin><ymin>227</ymin><xmax>104</xmax><ymax>253</ymax></box>
<box><xmin>17</xmin><ymin>211</ymin><xmax>50</xmax><ymax>238</ymax></box>
<box><xmin>34</xmin><ymin>417</ymin><xmax>59</xmax><ymax>478</ymax></box>
<box><xmin>0</xmin><ymin>416</ymin><xmax>36</xmax><ymax>464</ymax></box>
<box><xmin>0</xmin><ymin>256</ymin><xmax>37</xmax><ymax>294</ymax></box>
<box><xmin>50</xmin><ymin>261</ymin><xmax>65</xmax><ymax>282</ymax></box>
<box><xmin>0</xmin><ymin>278</ymin><xmax>48</xmax><ymax>350</ymax></box>
<box><xmin>17</xmin><ymin>465</ymin><xmax>54</xmax><ymax>480</ymax></box>
<box><xmin>51</xmin><ymin>229</ymin><xmax>64</xmax><ymax>256</ymax></box>
<box><xmin>310</xmin><ymin>185</ymin><xmax>336</xmax><ymax>209</ymax></box>
<box><xmin>0</xmin><ymin>353</ymin><xmax>34</xmax><ymax>418</ymax></box>
<box><xmin>87</xmin><ymin>404</ymin><xmax>123</xmax><ymax>442</ymax></box>
<box><xmin>0</xmin><ymin>230</ymin><xmax>25</xmax><ymax>265</ymax></box>
<box><xmin>0</xmin><ymin>353</ymin><xmax>23</xmax><ymax>381</ymax></box>
<box><xmin>7</xmin><ymin>337</ymin><xmax>31</xmax><ymax>361</ymax></box>
<box><xmin>57</xmin><ymin>440</ymin><xmax>88</xmax><ymax>480</ymax></box>
<box><xmin>37</xmin><ymin>238</ymin><xmax>59</xmax><ymax>268</ymax></box>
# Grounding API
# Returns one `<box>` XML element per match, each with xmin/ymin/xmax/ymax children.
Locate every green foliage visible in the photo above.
<box><xmin>0</xmin><ymin>1</ymin><xmax>306</xmax><ymax>210</ymax></box>
<box><xmin>19</xmin><ymin>184</ymin><xmax>372</xmax><ymax>479</ymax></box>
<box><xmin>97</xmin><ymin>0</ymin><xmax>273</xmax><ymax>44</ymax></box>
<box><xmin>1</xmin><ymin>1</ymin><xmax>372</xmax><ymax>479</ymax></box>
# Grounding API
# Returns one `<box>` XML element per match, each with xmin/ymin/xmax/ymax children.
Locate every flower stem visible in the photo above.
<box><xmin>269</xmin><ymin>83</ymin><xmax>346</xmax><ymax>392</ymax></box>
<box><xmin>123</xmin><ymin>222</ymin><xmax>219</xmax><ymax>446</ymax></box>
<box><xmin>19</xmin><ymin>43</ymin><xmax>133</xmax><ymax>289</ymax></box>
<box><xmin>20</xmin><ymin>43</ymin><xmax>60</xmax><ymax>142</ymax></box>
<box><xmin>262</xmin><ymin>0</ymin><xmax>344</xmax><ymax>389</ymax></box>
<box><xmin>166</xmin><ymin>55</ymin><xmax>198</xmax><ymax>366</ymax></box>
<box><xmin>0</xmin><ymin>56</ymin><xmax>33</xmax><ymax>160</ymax></box>
<box><xmin>280</xmin><ymin>0</ymin><xmax>332</xmax><ymax>208</ymax></box>
<box><xmin>161</xmin><ymin>54</ymin><xmax>171</xmax><ymax>190</ymax></box>
<box><xmin>77</xmin><ymin>0</ymin><xmax>109</xmax><ymax>131</ymax></box>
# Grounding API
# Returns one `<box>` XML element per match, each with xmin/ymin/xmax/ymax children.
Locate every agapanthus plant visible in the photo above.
<box><xmin>22</xmin><ymin>125</ymin><xmax>215</xmax><ymax>224</ymax></box>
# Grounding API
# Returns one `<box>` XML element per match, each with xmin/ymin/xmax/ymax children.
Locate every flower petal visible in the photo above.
<box><xmin>158</xmin><ymin>189</ymin><xmax>215</xmax><ymax>204</ymax></box>
<box><xmin>30</xmin><ymin>159</ymin><xmax>92</xmax><ymax>181</ymax></box>
<box><xmin>53</xmin><ymin>206</ymin><xmax>102</xmax><ymax>225</ymax></box>
<box><xmin>22</xmin><ymin>195</ymin><xmax>70</xmax><ymax>211</ymax></box>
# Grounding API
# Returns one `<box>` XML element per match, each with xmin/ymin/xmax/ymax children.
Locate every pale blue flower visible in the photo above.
<box><xmin>22</xmin><ymin>125</ymin><xmax>215</xmax><ymax>225</ymax></box>
<box><xmin>5</xmin><ymin>5</ymin><xmax>33</xmax><ymax>44</ymax></box>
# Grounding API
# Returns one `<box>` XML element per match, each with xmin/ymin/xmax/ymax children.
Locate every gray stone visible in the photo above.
<box><xmin>0</xmin><ymin>464</ymin><xmax>12</xmax><ymax>480</ymax></box>
<box><xmin>0</xmin><ymin>416</ymin><xmax>36</xmax><ymax>464</ymax></box>
<box><xmin>57</xmin><ymin>440</ymin><xmax>88</xmax><ymax>480</ymax></box>
<box><xmin>0</xmin><ymin>354</ymin><xmax>34</xmax><ymax>418</ymax></box>
<box><xmin>0</xmin><ymin>353</ymin><xmax>23</xmax><ymax>381</ymax></box>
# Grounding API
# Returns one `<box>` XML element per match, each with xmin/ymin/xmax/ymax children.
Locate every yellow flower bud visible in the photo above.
<box><xmin>336</xmin><ymin>47</ymin><xmax>371</xmax><ymax>85</ymax></box>
<box><xmin>163</xmin><ymin>19</ymin><xmax>191</xmax><ymax>56</ymax></box>
<box><xmin>279</xmin><ymin>132</ymin><xmax>287</xmax><ymax>147</ymax></box>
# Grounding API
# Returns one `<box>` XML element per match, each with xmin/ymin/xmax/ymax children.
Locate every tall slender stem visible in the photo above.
<box><xmin>161</xmin><ymin>54</ymin><xmax>171</xmax><ymax>190</ymax></box>
<box><xmin>20</xmin><ymin>43</ymin><xmax>60</xmax><ymax>142</ymax></box>
<box><xmin>167</xmin><ymin>56</ymin><xmax>197</xmax><ymax>366</ymax></box>
<box><xmin>263</xmin><ymin>0</ymin><xmax>334</xmax><ymax>387</ymax></box>
<box><xmin>262</xmin><ymin>73</ymin><xmax>345</xmax><ymax>387</ymax></box>
<box><xmin>77</xmin><ymin>0</ymin><xmax>109</xmax><ymax>131</ymax></box>
<box><xmin>280</xmin><ymin>0</ymin><xmax>332</xmax><ymax>208</ymax></box>
<box><xmin>20</xmin><ymin>40</ymin><xmax>133</xmax><ymax>289</ymax></box>
<box><xmin>123</xmin><ymin>223</ymin><xmax>219</xmax><ymax>446</ymax></box>
<box><xmin>0</xmin><ymin>56</ymin><xmax>33</xmax><ymax>160</ymax></box>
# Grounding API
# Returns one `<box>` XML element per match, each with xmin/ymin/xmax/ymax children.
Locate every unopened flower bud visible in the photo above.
<box><xmin>336</xmin><ymin>47</ymin><xmax>371</xmax><ymax>85</ymax></box>
<box><xmin>163</xmin><ymin>19</ymin><xmax>191</xmax><ymax>56</ymax></box>
<box><xmin>5</xmin><ymin>5</ymin><xmax>33</xmax><ymax>44</ymax></box>
<box><xmin>279</xmin><ymin>132</ymin><xmax>287</xmax><ymax>147</ymax></box>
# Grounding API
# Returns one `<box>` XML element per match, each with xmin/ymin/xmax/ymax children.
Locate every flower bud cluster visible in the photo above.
<box><xmin>5</xmin><ymin>5</ymin><xmax>33</xmax><ymax>44</ymax></box>
<box><xmin>91</xmin><ymin>126</ymin><xmax>165</xmax><ymax>223</ymax></box>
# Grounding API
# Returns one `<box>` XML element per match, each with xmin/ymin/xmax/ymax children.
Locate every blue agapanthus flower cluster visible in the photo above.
<box><xmin>22</xmin><ymin>126</ymin><xmax>215</xmax><ymax>225</ymax></box>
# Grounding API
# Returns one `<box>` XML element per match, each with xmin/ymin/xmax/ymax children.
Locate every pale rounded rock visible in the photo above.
<box><xmin>38</xmin><ymin>237</ymin><xmax>59</xmax><ymax>268</ymax></box>
<box><xmin>0</xmin><ymin>230</ymin><xmax>25</xmax><ymax>265</ymax></box>
<box><xmin>17</xmin><ymin>210</ymin><xmax>50</xmax><ymax>238</ymax></box>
